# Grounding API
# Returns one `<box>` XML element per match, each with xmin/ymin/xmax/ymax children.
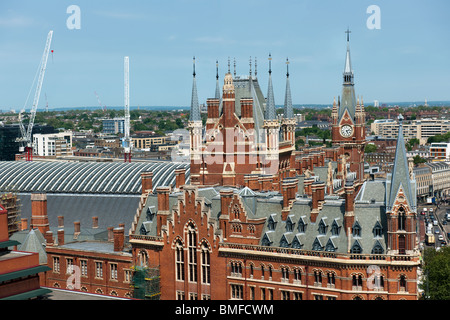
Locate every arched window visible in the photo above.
<box><xmin>399</xmin><ymin>275</ymin><xmax>407</xmax><ymax>291</ymax></box>
<box><xmin>201</xmin><ymin>243</ymin><xmax>210</xmax><ymax>284</ymax></box>
<box><xmin>187</xmin><ymin>224</ymin><xmax>197</xmax><ymax>282</ymax></box>
<box><xmin>138</xmin><ymin>250</ymin><xmax>148</xmax><ymax>267</ymax></box>
<box><xmin>233</xmin><ymin>205</ymin><xmax>240</xmax><ymax>220</ymax></box>
<box><xmin>175</xmin><ymin>241</ymin><xmax>184</xmax><ymax>281</ymax></box>
<box><xmin>398</xmin><ymin>207</ymin><xmax>406</xmax><ymax>231</ymax></box>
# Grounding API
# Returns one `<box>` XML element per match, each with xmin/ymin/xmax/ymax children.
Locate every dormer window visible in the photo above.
<box><xmin>373</xmin><ymin>221</ymin><xmax>383</xmax><ymax>238</ymax></box>
<box><xmin>350</xmin><ymin>240</ymin><xmax>362</xmax><ymax>254</ymax></box>
<box><xmin>331</xmin><ymin>220</ymin><xmax>340</xmax><ymax>236</ymax></box>
<box><xmin>298</xmin><ymin>218</ymin><xmax>307</xmax><ymax>233</ymax></box>
<box><xmin>286</xmin><ymin>216</ymin><xmax>295</xmax><ymax>232</ymax></box>
<box><xmin>267</xmin><ymin>215</ymin><xmax>277</xmax><ymax>231</ymax></box>
<box><xmin>318</xmin><ymin>219</ymin><xmax>327</xmax><ymax>235</ymax></box>
<box><xmin>352</xmin><ymin>221</ymin><xmax>362</xmax><ymax>238</ymax></box>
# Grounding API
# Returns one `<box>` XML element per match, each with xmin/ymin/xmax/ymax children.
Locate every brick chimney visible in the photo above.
<box><xmin>175</xmin><ymin>168</ymin><xmax>186</xmax><ymax>190</ymax></box>
<box><xmin>156</xmin><ymin>186</ymin><xmax>171</xmax><ymax>236</ymax></box>
<box><xmin>57</xmin><ymin>215</ymin><xmax>64</xmax><ymax>228</ymax></box>
<box><xmin>0</xmin><ymin>205</ymin><xmax>9</xmax><ymax>243</ymax></box>
<box><xmin>30</xmin><ymin>193</ymin><xmax>49</xmax><ymax>234</ymax></box>
<box><xmin>21</xmin><ymin>218</ymin><xmax>28</xmax><ymax>231</ymax></box>
<box><xmin>92</xmin><ymin>216</ymin><xmax>98</xmax><ymax>229</ymax></box>
<box><xmin>108</xmin><ymin>227</ymin><xmax>114</xmax><ymax>242</ymax></box>
<box><xmin>344</xmin><ymin>179</ymin><xmax>355</xmax><ymax>236</ymax></box>
<box><xmin>45</xmin><ymin>231</ymin><xmax>54</xmax><ymax>246</ymax></box>
<box><xmin>57</xmin><ymin>229</ymin><xmax>64</xmax><ymax>246</ymax></box>
<box><xmin>74</xmin><ymin>221</ymin><xmax>80</xmax><ymax>233</ymax></box>
<box><xmin>281</xmin><ymin>178</ymin><xmax>298</xmax><ymax>221</ymax></box>
<box><xmin>219</xmin><ymin>189</ymin><xmax>234</xmax><ymax>239</ymax></box>
<box><xmin>113</xmin><ymin>227</ymin><xmax>125</xmax><ymax>252</ymax></box>
<box><xmin>141</xmin><ymin>171</ymin><xmax>153</xmax><ymax>195</ymax></box>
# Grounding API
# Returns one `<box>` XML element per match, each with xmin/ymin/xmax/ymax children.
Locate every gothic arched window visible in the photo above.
<box><xmin>398</xmin><ymin>207</ymin><xmax>406</xmax><ymax>231</ymax></box>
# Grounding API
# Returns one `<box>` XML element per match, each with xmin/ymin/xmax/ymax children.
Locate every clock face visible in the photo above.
<box><xmin>340</xmin><ymin>125</ymin><xmax>353</xmax><ymax>138</ymax></box>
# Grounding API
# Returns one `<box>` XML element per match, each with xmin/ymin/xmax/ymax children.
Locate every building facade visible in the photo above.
<box><xmin>33</xmin><ymin>131</ymin><xmax>73</xmax><ymax>157</ymax></box>
<box><xmin>103</xmin><ymin>118</ymin><xmax>125</xmax><ymax>135</ymax></box>
<box><xmin>128</xmin><ymin>35</ymin><xmax>420</xmax><ymax>301</ymax></box>
<box><xmin>371</xmin><ymin>119</ymin><xmax>450</xmax><ymax>145</ymax></box>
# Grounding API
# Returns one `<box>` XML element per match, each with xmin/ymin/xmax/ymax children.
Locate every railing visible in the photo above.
<box><xmin>129</xmin><ymin>234</ymin><xmax>163</xmax><ymax>242</ymax></box>
<box><xmin>220</xmin><ymin>243</ymin><xmax>419</xmax><ymax>262</ymax></box>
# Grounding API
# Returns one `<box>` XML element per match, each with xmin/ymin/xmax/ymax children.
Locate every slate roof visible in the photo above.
<box><xmin>18</xmin><ymin>193</ymin><xmax>140</xmax><ymax>234</ymax></box>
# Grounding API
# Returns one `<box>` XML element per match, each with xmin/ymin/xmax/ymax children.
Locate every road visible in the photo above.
<box><xmin>417</xmin><ymin>203</ymin><xmax>449</xmax><ymax>250</ymax></box>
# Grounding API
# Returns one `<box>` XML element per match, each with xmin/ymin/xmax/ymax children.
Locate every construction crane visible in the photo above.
<box><xmin>94</xmin><ymin>91</ymin><xmax>107</xmax><ymax>112</ymax></box>
<box><xmin>18</xmin><ymin>30</ymin><xmax>53</xmax><ymax>161</ymax></box>
<box><xmin>123</xmin><ymin>56</ymin><xmax>132</xmax><ymax>162</ymax></box>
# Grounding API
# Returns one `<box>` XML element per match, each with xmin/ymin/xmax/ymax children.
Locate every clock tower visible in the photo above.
<box><xmin>331</xmin><ymin>29</ymin><xmax>366</xmax><ymax>184</ymax></box>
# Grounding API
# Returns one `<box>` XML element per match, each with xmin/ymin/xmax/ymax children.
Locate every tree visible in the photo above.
<box><xmin>413</xmin><ymin>155</ymin><xmax>427</xmax><ymax>165</ymax></box>
<box><xmin>365</xmin><ymin>144</ymin><xmax>378</xmax><ymax>153</ymax></box>
<box><xmin>421</xmin><ymin>247</ymin><xmax>450</xmax><ymax>300</ymax></box>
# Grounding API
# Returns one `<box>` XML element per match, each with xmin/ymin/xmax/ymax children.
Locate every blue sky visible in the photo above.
<box><xmin>0</xmin><ymin>0</ymin><xmax>449</xmax><ymax>110</ymax></box>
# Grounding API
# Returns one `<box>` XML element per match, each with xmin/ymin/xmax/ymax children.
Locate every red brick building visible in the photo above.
<box><xmin>0</xmin><ymin>204</ymin><xmax>51</xmax><ymax>300</ymax></box>
<box><xmin>128</xmin><ymin>36</ymin><xmax>420</xmax><ymax>301</ymax></box>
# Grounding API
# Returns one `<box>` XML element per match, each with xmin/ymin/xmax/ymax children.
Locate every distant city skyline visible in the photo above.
<box><xmin>0</xmin><ymin>0</ymin><xmax>449</xmax><ymax>110</ymax></box>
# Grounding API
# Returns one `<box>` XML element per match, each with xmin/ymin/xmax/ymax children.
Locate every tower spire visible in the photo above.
<box><xmin>284</xmin><ymin>57</ymin><xmax>293</xmax><ymax>119</ymax></box>
<box><xmin>387</xmin><ymin>114</ymin><xmax>415</xmax><ymax>210</ymax></box>
<box><xmin>215</xmin><ymin>60</ymin><xmax>221</xmax><ymax>100</ymax></box>
<box><xmin>265</xmin><ymin>53</ymin><xmax>276</xmax><ymax>120</ymax></box>
<box><xmin>189</xmin><ymin>56</ymin><xmax>201</xmax><ymax>121</ymax></box>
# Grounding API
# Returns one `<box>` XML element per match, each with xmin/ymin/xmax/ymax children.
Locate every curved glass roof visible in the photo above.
<box><xmin>0</xmin><ymin>161</ymin><xmax>190</xmax><ymax>194</ymax></box>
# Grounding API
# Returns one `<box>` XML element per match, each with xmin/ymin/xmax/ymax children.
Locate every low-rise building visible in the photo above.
<box><xmin>429</xmin><ymin>142</ymin><xmax>450</xmax><ymax>161</ymax></box>
<box><xmin>413</xmin><ymin>165</ymin><xmax>433</xmax><ymax>202</ymax></box>
<box><xmin>426</xmin><ymin>162</ymin><xmax>450</xmax><ymax>199</ymax></box>
<box><xmin>33</xmin><ymin>131</ymin><xmax>73</xmax><ymax>157</ymax></box>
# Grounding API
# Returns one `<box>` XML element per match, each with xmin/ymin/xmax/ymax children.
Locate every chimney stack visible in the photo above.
<box><xmin>141</xmin><ymin>172</ymin><xmax>153</xmax><ymax>195</ymax></box>
<box><xmin>108</xmin><ymin>227</ymin><xmax>114</xmax><ymax>242</ymax></box>
<box><xmin>113</xmin><ymin>227</ymin><xmax>125</xmax><ymax>252</ymax></box>
<box><xmin>281</xmin><ymin>178</ymin><xmax>298</xmax><ymax>221</ymax></box>
<box><xmin>21</xmin><ymin>218</ymin><xmax>28</xmax><ymax>231</ymax></box>
<box><xmin>57</xmin><ymin>215</ymin><xmax>64</xmax><ymax>228</ymax></box>
<box><xmin>0</xmin><ymin>205</ymin><xmax>9</xmax><ymax>243</ymax></box>
<box><xmin>30</xmin><ymin>193</ymin><xmax>49</xmax><ymax>234</ymax></box>
<box><xmin>344</xmin><ymin>179</ymin><xmax>355</xmax><ymax>236</ymax></box>
<box><xmin>57</xmin><ymin>229</ymin><xmax>65</xmax><ymax>246</ymax></box>
<box><xmin>74</xmin><ymin>221</ymin><xmax>80</xmax><ymax>234</ymax></box>
<box><xmin>92</xmin><ymin>216</ymin><xmax>98</xmax><ymax>229</ymax></box>
<box><xmin>175</xmin><ymin>168</ymin><xmax>186</xmax><ymax>190</ymax></box>
<box><xmin>45</xmin><ymin>231</ymin><xmax>54</xmax><ymax>246</ymax></box>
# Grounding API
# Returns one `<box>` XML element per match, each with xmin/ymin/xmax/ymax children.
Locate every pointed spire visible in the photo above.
<box><xmin>388</xmin><ymin>114</ymin><xmax>415</xmax><ymax>209</ymax></box>
<box><xmin>233</xmin><ymin>57</ymin><xmax>236</xmax><ymax>77</ymax></box>
<box><xmin>227</xmin><ymin>57</ymin><xmax>230</xmax><ymax>74</ymax></box>
<box><xmin>344</xmin><ymin>28</ymin><xmax>353</xmax><ymax>81</ymax></box>
<box><xmin>265</xmin><ymin>53</ymin><xmax>276</xmax><ymax>121</ymax></box>
<box><xmin>284</xmin><ymin>58</ymin><xmax>294</xmax><ymax>119</ymax></box>
<box><xmin>249</xmin><ymin>56</ymin><xmax>252</xmax><ymax>77</ymax></box>
<box><xmin>255</xmin><ymin>57</ymin><xmax>257</xmax><ymax>77</ymax></box>
<box><xmin>189</xmin><ymin>56</ymin><xmax>201</xmax><ymax>122</ymax></box>
<box><xmin>215</xmin><ymin>60</ymin><xmax>221</xmax><ymax>100</ymax></box>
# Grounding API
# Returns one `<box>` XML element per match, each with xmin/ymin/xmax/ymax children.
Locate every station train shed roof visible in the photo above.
<box><xmin>0</xmin><ymin>161</ymin><xmax>190</xmax><ymax>194</ymax></box>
